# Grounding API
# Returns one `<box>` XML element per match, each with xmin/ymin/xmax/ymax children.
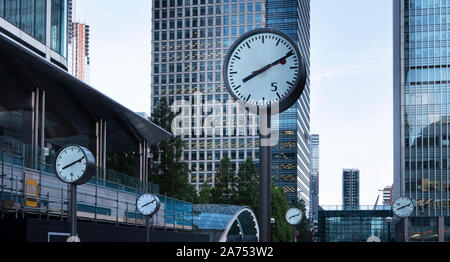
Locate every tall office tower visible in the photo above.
<box><xmin>67</xmin><ymin>0</ymin><xmax>90</xmax><ymax>83</ymax></box>
<box><xmin>394</xmin><ymin>0</ymin><xmax>450</xmax><ymax>242</ymax></box>
<box><xmin>382</xmin><ymin>186</ymin><xmax>392</xmax><ymax>206</ymax></box>
<box><xmin>266</xmin><ymin>0</ymin><xmax>310</xmax><ymax>208</ymax></box>
<box><xmin>342</xmin><ymin>169</ymin><xmax>359</xmax><ymax>208</ymax></box>
<box><xmin>68</xmin><ymin>22</ymin><xmax>90</xmax><ymax>83</ymax></box>
<box><xmin>151</xmin><ymin>0</ymin><xmax>266</xmax><ymax>191</ymax></box>
<box><xmin>309</xmin><ymin>134</ymin><xmax>319</xmax><ymax>223</ymax></box>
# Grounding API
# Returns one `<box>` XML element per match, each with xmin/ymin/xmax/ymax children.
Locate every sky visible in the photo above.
<box><xmin>76</xmin><ymin>0</ymin><xmax>393</xmax><ymax>206</ymax></box>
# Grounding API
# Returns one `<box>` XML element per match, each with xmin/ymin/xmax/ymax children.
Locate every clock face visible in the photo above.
<box><xmin>223</xmin><ymin>28</ymin><xmax>306</xmax><ymax>113</ymax></box>
<box><xmin>136</xmin><ymin>194</ymin><xmax>160</xmax><ymax>216</ymax></box>
<box><xmin>392</xmin><ymin>197</ymin><xmax>414</xmax><ymax>218</ymax></box>
<box><xmin>285</xmin><ymin>208</ymin><xmax>302</xmax><ymax>225</ymax></box>
<box><xmin>55</xmin><ymin>145</ymin><xmax>88</xmax><ymax>184</ymax></box>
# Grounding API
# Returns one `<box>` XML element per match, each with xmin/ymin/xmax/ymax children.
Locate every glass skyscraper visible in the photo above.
<box><xmin>267</xmin><ymin>0</ymin><xmax>310</xmax><ymax>209</ymax></box>
<box><xmin>309</xmin><ymin>134</ymin><xmax>319</xmax><ymax>223</ymax></box>
<box><xmin>0</xmin><ymin>0</ymin><xmax>69</xmax><ymax>68</ymax></box>
<box><xmin>151</xmin><ymin>0</ymin><xmax>310</xmax><ymax>211</ymax></box>
<box><xmin>342</xmin><ymin>168</ymin><xmax>359</xmax><ymax>208</ymax></box>
<box><xmin>151</xmin><ymin>0</ymin><xmax>265</xmax><ymax>191</ymax></box>
<box><xmin>394</xmin><ymin>0</ymin><xmax>450</xmax><ymax>242</ymax></box>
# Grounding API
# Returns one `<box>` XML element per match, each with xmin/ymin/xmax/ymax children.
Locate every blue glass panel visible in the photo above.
<box><xmin>20</xmin><ymin>0</ymin><xmax>34</xmax><ymax>36</ymax></box>
<box><xmin>4</xmin><ymin>0</ymin><xmax>20</xmax><ymax>26</ymax></box>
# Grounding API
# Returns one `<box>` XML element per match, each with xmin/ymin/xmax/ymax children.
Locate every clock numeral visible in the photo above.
<box><xmin>271</xmin><ymin>82</ymin><xmax>278</xmax><ymax>92</ymax></box>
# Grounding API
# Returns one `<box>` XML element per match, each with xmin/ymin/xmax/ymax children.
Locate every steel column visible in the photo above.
<box><xmin>259</xmin><ymin>110</ymin><xmax>271</xmax><ymax>242</ymax></box>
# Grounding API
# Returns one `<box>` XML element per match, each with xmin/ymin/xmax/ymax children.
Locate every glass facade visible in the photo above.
<box><xmin>0</xmin><ymin>0</ymin><xmax>46</xmax><ymax>44</ymax></box>
<box><xmin>193</xmin><ymin>204</ymin><xmax>259</xmax><ymax>242</ymax></box>
<box><xmin>151</xmin><ymin>0</ymin><xmax>265</xmax><ymax>190</ymax></box>
<box><xmin>267</xmin><ymin>0</ymin><xmax>310</xmax><ymax>208</ymax></box>
<box><xmin>318</xmin><ymin>206</ymin><xmax>394</xmax><ymax>242</ymax></box>
<box><xmin>0</xmin><ymin>0</ymin><xmax>68</xmax><ymax>57</ymax></box>
<box><xmin>50</xmin><ymin>0</ymin><xmax>67</xmax><ymax>56</ymax></box>
<box><xmin>394</xmin><ymin>0</ymin><xmax>450</xmax><ymax>241</ymax></box>
<box><xmin>309</xmin><ymin>134</ymin><xmax>319</xmax><ymax>223</ymax></box>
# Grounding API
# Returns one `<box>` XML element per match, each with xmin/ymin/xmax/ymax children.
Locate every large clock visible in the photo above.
<box><xmin>223</xmin><ymin>28</ymin><xmax>307</xmax><ymax>113</ymax></box>
<box><xmin>54</xmin><ymin>145</ymin><xmax>96</xmax><ymax>185</ymax></box>
<box><xmin>136</xmin><ymin>193</ymin><xmax>160</xmax><ymax>216</ymax></box>
<box><xmin>285</xmin><ymin>207</ymin><xmax>303</xmax><ymax>226</ymax></box>
<box><xmin>392</xmin><ymin>196</ymin><xmax>415</xmax><ymax>218</ymax></box>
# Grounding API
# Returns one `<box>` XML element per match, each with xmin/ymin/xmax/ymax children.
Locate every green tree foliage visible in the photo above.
<box><xmin>294</xmin><ymin>198</ymin><xmax>311</xmax><ymax>242</ymax></box>
<box><xmin>271</xmin><ymin>183</ymin><xmax>292</xmax><ymax>242</ymax></box>
<box><xmin>197</xmin><ymin>182</ymin><xmax>213</xmax><ymax>204</ymax></box>
<box><xmin>211</xmin><ymin>156</ymin><xmax>237</xmax><ymax>204</ymax></box>
<box><xmin>149</xmin><ymin>98</ymin><xmax>197</xmax><ymax>203</ymax></box>
<box><xmin>235</xmin><ymin>158</ymin><xmax>259</xmax><ymax>214</ymax></box>
<box><xmin>106</xmin><ymin>151</ymin><xmax>135</xmax><ymax>176</ymax></box>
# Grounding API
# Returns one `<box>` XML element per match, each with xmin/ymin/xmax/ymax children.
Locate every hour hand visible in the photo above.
<box><xmin>62</xmin><ymin>157</ymin><xmax>85</xmax><ymax>170</ymax></box>
<box><xmin>242</xmin><ymin>51</ymin><xmax>294</xmax><ymax>83</ymax></box>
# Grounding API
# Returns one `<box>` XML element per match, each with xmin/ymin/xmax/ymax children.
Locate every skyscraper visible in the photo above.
<box><xmin>309</xmin><ymin>134</ymin><xmax>319</xmax><ymax>223</ymax></box>
<box><xmin>394</xmin><ymin>0</ymin><xmax>450</xmax><ymax>242</ymax></box>
<box><xmin>342</xmin><ymin>168</ymin><xmax>359</xmax><ymax>208</ymax></box>
<box><xmin>67</xmin><ymin>0</ymin><xmax>90</xmax><ymax>83</ymax></box>
<box><xmin>267</xmin><ymin>0</ymin><xmax>311</xmax><ymax>209</ymax></box>
<box><xmin>382</xmin><ymin>186</ymin><xmax>392</xmax><ymax>206</ymax></box>
<box><xmin>151</xmin><ymin>0</ymin><xmax>265</xmax><ymax>191</ymax></box>
<box><xmin>68</xmin><ymin>22</ymin><xmax>90</xmax><ymax>83</ymax></box>
<box><xmin>151</xmin><ymin>0</ymin><xmax>310</xmax><ymax>209</ymax></box>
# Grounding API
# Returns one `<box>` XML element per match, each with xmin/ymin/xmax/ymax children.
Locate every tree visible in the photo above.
<box><xmin>197</xmin><ymin>182</ymin><xmax>213</xmax><ymax>204</ymax></box>
<box><xmin>236</xmin><ymin>158</ymin><xmax>259</xmax><ymax>214</ymax></box>
<box><xmin>106</xmin><ymin>151</ymin><xmax>135</xmax><ymax>176</ymax></box>
<box><xmin>294</xmin><ymin>198</ymin><xmax>311</xmax><ymax>242</ymax></box>
<box><xmin>149</xmin><ymin>98</ymin><xmax>197</xmax><ymax>203</ymax></box>
<box><xmin>270</xmin><ymin>183</ymin><xmax>291</xmax><ymax>242</ymax></box>
<box><xmin>211</xmin><ymin>156</ymin><xmax>238</xmax><ymax>204</ymax></box>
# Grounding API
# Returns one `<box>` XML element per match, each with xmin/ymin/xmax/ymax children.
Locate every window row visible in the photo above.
<box><xmin>153</xmin><ymin>51</ymin><xmax>224</xmax><ymax>62</ymax></box>
<box><xmin>154</xmin><ymin>14</ymin><xmax>261</xmax><ymax>30</ymax></box>
<box><xmin>153</xmin><ymin>2</ymin><xmax>262</xmax><ymax>17</ymax></box>
<box><xmin>152</xmin><ymin>72</ymin><xmax>222</xmax><ymax>84</ymax></box>
<box><xmin>153</xmin><ymin>61</ymin><xmax>222</xmax><ymax>74</ymax></box>
<box><xmin>153</xmin><ymin>84</ymin><xmax>225</xmax><ymax>94</ymax></box>
<box><xmin>153</xmin><ymin>24</ymin><xmax>260</xmax><ymax>40</ymax></box>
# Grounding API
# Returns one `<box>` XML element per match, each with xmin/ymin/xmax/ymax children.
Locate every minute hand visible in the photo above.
<box><xmin>242</xmin><ymin>50</ymin><xmax>294</xmax><ymax>83</ymax></box>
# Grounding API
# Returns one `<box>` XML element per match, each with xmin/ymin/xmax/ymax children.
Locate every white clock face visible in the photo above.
<box><xmin>55</xmin><ymin>145</ymin><xmax>88</xmax><ymax>184</ymax></box>
<box><xmin>285</xmin><ymin>208</ymin><xmax>302</xmax><ymax>225</ymax></box>
<box><xmin>137</xmin><ymin>194</ymin><xmax>160</xmax><ymax>216</ymax></box>
<box><xmin>225</xmin><ymin>31</ymin><xmax>301</xmax><ymax>106</ymax></box>
<box><xmin>392</xmin><ymin>197</ymin><xmax>414</xmax><ymax>218</ymax></box>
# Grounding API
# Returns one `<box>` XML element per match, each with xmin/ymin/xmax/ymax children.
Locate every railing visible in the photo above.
<box><xmin>0</xmin><ymin>136</ymin><xmax>194</xmax><ymax>231</ymax></box>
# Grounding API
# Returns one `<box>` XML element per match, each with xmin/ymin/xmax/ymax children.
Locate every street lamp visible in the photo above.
<box><xmin>385</xmin><ymin>217</ymin><xmax>393</xmax><ymax>242</ymax></box>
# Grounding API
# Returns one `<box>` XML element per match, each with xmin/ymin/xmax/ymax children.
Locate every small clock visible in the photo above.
<box><xmin>223</xmin><ymin>28</ymin><xmax>307</xmax><ymax>114</ymax></box>
<box><xmin>55</xmin><ymin>145</ymin><xmax>96</xmax><ymax>185</ymax></box>
<box><xmin>392</xmin><ymin>196</ymin><xmax>415</xmax><ymax>218</ymax></box>
<box><xmin>285</xmin><ymin>207</ymin><xmax>303</xmax><ymax>225</ymax></box>
<box><xmin>136</xmin><ymin>194</ymin><xmax>160</xmax><ymax>216</ymax></box>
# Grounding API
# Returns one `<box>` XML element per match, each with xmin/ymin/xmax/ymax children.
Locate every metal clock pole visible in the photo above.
<box><xmin>146</xmin><ymin>215</ymin><xmax>150</xmax><ymax>242</ymax></box>
<box><xmin>259</xmin><ymin>108</ymin><xmax>271</xmax><ymax>242</ymax></box>
<box><xmin>70</xmin><ymin>183</ymin><xmax>77</xmax><ymax>238</ymax></box>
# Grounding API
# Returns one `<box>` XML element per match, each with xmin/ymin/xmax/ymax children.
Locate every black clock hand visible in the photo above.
<box><xmin>62</xmin><ymin>157</ymin><xmax>85</xmax><ymax>170</ymax></box>
<box><xmin>141</xmin><ymin>200</ymin><xmax>156</xmax><ymax>208</ymax></box>
<box><xmin>289</xmin><ymin>213</ymin><xmax>301</xmax><ymax>219</ymax></box>
<box><xmin>242</xmin><ymin>50</ymin><xmax>294</xmax><ymax>83</ymax></box>
<box><xmin>396</xmin><ymin>204</ymin><xmax>411</xmax><ymax>211</ymax></box>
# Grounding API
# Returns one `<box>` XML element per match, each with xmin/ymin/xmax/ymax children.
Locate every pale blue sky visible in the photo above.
<box><xmin>76</xmin><ymin>0</ymin><xmax>393</xmax><ymax>206</ymax></box>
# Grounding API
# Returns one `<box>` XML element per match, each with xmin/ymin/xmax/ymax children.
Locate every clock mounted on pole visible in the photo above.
<box><xmin>223</xmin><ymin>28</ymin><xmax>307</xmax><ymax>242</ymax></box>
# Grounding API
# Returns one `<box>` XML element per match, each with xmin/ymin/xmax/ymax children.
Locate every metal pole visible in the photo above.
<box><xmin>293</xmin><ymin>226</ymin><xmax>296</xmax><ymax>243</ymax></box>
<box><xmin>70</xmin><ymin>184</ymin><xmax>77</xmax><ymax>237</ymax></box>
<box><xmin>259</xmin><ymin>110</ymin><xmax>271</xmax><ymax>242</ymax></box>
<box><xmin>146</xmin><ymin>216</ymin><xmax>150</xmax><ymax>242</ymax></box>
<box><xmin>1</xmin><ymin>136</ymin><xmax>4</xmax><ymax>201</ymax></box>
